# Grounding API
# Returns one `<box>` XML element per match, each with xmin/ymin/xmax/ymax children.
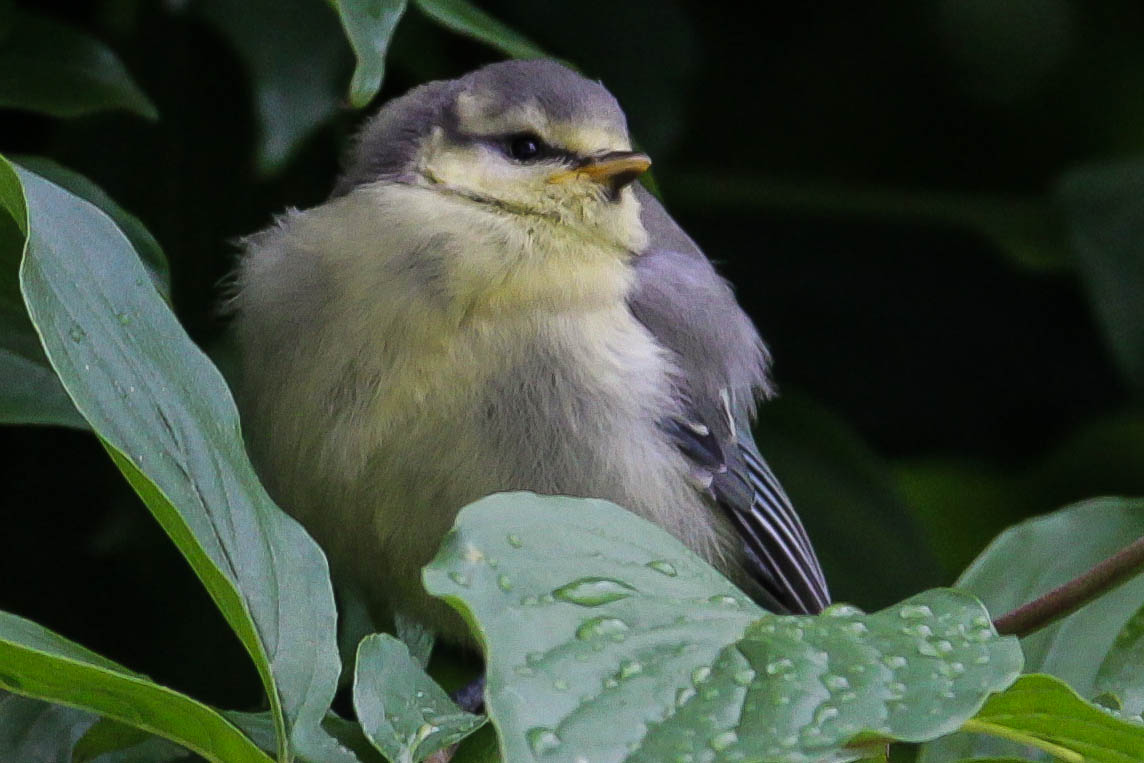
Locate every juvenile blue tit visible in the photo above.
<box><xmin>230</xmin><ymin>59</ymin><xmax>830</xmax><ymax>643</ymax></box>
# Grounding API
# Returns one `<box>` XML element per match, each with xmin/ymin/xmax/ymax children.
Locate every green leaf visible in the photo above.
<box><xmin>957</xmin><ymin>498</ymin><xmax>1144</xmax><ymax>694</ymax></box>
<box><xmin>331</xmin><ymin>0</ymin><xmax>409</xmax><ymax>109</ymax></box>
<box><xmin>962</xmin><ymin>674</ymin><xmax>1144</xmax><ymax>763</ymax></box>
<box><xmin>1095</xmin><ymin>604</ymin><xmax>1144</xmax><ymax>720</ymax></box>
<box><xmin>0</xmin><ymin>6</ymin><xmax>157</xmax><ymax>120</ymax></box>
<box><xmin>919</xmin><ymin>498</ymin><xmax>1144</xmax><ymax>762</ymax></box>
<box><xmin>412</xmin><ymin>0</ymin><xmax>546</xmax><ymax>59</ymax></box>
<box><xmin>1057</xmin><ymin>158</ymin><xmax>1144</xmax><ymax>394</ymax></box>
<box><xmin>0</xmin><ymin>611</ymin><xmax>271</xmax><ymax>762</ymax></box>
<box><xmin>195</xmin><ymin>0</ymin><xmax>352</xmax><ymax>173</ymax></box>
<box><xmin>423</xmin><ymin>492</ymin><xmax>1022</xmax><ymax>762</ymax></box>
<box><xmin>354</xmin><ymin>634</ymin><xmax>486</xmax><ymax>762</ymax></box>
<box><xmin>12</xmin><ymin>157</ymin><xmax>169</xmax><ymax>298</ymax></box>
<box><xmin>0</xmin><ymin>156</ymin><xmax>86</xmax><ymax>428</ymax></box>
<box><xmin>0</xmin><ymin>692</ymin><xmax>97</xmax><ymax>763</ymax></box>
<box><xmin>10</xmin><ymin>158</ymin><xmax>353</xmax><ymax>761</ymax></box>
<box><xmin>228</xmin><ymin>709</ymin><xmax>387</xmax><ymax>763</ymax></box>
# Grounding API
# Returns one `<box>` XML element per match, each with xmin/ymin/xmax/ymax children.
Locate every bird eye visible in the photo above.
<box><xmin>507</xmin><ymin>133</ymin><xmax>544</xmax><ymax>161</ymax></box>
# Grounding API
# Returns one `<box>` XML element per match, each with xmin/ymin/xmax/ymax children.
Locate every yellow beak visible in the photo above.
<box><xmin>548</xmin><ymin>151</ymin><xmax>652</xmax><ymax>190</ymax></box>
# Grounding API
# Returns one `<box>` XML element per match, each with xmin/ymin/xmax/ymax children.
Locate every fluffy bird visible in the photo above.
<box><xmin>231</xmin><ymin>59</ymin><xmax>830</xmax><ymax>643</ymax></box>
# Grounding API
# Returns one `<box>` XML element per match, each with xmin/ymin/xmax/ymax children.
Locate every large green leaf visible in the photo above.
<box><xmin>919</xmin><ymin>498</ymin><xmax>1144</xmax><ymax>762</ymax></box>
<box><xmin>961</xmin><ymin>674</ymin><xmax>1144</xmax><ymax>762</ymax></box>
<box><xmin>412</xmin><ymin>0</ymin><xmax>546</xmax><ymax>59</ymax></box>
<box><xmin>9</xmin><ymin>158</ymin><xmax>354</xmax><ymax>761</ymax></box>
<box><xmin>195</xmin><ymin>0</ymin><xmax>352</xmax><ymax>173</ymax></box>
<box><xmin>0</xmin><ymin>7</ymin><xmax>156</xmax><ymax>120</ymax></box>
<box><xmin>353</xmin><ymin>634</ymin><xmax>485</xmax><ymax>762</ymax></box>
<box><xmin>1057</xmin><ymin>158</ymin><xmax>1144</xmax><ymax>394</ymax></box>
<box><xmin>0</xmin><ymin>157</ymin><xmax>86</xmax><ymax>428</ymax></box>
<box><xmin>0</xmin><ymin>611</ymin><xmax>270</xmax><ymax>762</ymax></box>
<box><xmin>331</xmin><ymin>0</ymin><xmax>409</xmax><ymax>109</ymax></box>
<box><xmin>423</xmin><ymin>492</ymin><xmax>1022</xmax><ymax>762</ymax></box>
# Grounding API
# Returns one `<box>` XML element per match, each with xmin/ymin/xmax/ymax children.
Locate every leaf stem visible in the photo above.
<box><xmin>961</xmin><ymin>719</ymin><xmax>1082</xmax><ymax>763</ymax></box>
<box><xmin>992</xmin><ymin>534</ymin><xmax>1144</xmax><ymax>638</ymax></box>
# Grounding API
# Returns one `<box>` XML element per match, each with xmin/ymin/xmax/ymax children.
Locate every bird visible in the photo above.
<box><xmin>229</xmin><ymin>59</ymin><xmax>830</xmax><ymax>646</ymax></box>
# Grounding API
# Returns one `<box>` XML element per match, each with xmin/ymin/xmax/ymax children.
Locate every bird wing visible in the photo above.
<box><xmin>630</xmin><ymin>185</ymin><xmax>831</xmax><ymax>615</ymax></box>
<box><xmin>667</xmin><ymin>400</ymin><xmax>830</xmax><ymax>615</ymax></box>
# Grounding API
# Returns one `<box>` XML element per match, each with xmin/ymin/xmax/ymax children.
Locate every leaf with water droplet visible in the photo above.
<box><xmin>423</xmin><ymin>493</ymin><xmax>1022</xmax><ymax>763</ymax></box>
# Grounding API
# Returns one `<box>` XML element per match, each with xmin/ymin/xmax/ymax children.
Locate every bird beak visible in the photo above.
<box><xmin>548</xmin><ymin>151</ymin><xmax>652</xmax><ymax>193</ymax></box>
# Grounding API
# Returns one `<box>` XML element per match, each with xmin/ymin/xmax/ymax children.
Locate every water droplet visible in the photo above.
<box><xmin>497</xmin><ymin>574</ymin><xmax>513</xmax><ymax>591</ymax></box>
<box><xmin>514</xmin><ymin>665</ymin><xmax>535</xmax><ymax>677</ymax></box>
<box><xmin>888</xmin><ymin>681</ymin><xmax>907</xmax><ymax>699</ymax></box>
<box><xmin>899</xmin><ymin>604</ymin><xmax>933</xmax><ymax>620</ymax></box>
<box><xmin>974</xmin><ymin>654</ymin><xmax>991</xmax><ymax>665</ymax></box>
<box><xmin>823</xmin><ymin>603</ymin><xmax>863</xmax><ymax>617</ymax></box>
<box><xmin>116</xmin><ymin>312</ymin><xmax>131</xmax><ymax>326</ymax></box>
<box><xmin>448</xmin><ymin>571</ymin><xmax>469</xmax><ymax>587</ymax></box>
<box><xmin>840</xmin><ymin>691</ymin><xmax>857</xmax><ymax>702</ymax></box>
<box><xmin>526</xmin><ymin>651</ymin><xmax>544</xmax><ymax>665</ymax></box>
<box><xmin>675</xmin><ymin>755</ymin><xmax>694</xmax><ymax>763</ymax></box>
<box><xmin>949</xmin><ymin>661</ymin><xmax>965</xmax><ymax>674</ymax></box>
<box><xmin>936</xmin><ymin>639</ymin><xmax>954</xmax><ymax>654</ymax></box>
<box><xmin>814</xmin><ymin>705</ymin><xmax>839</xmax><ymax>724</ymax></box>
<box><xmin>415</xmin><ymin>723</ymin><xmax>437</xmax><ymax>743</ymax></box>
<box><xmin>676</xmin><ymin>687</ymin><xmax>696</xmax><ymax>707</ymax></box>
<box><xmin>487</xmin><ymin>557</ymin><xmax>499</xmax><ymax>567</ymax></box>
<box><xmin>848</xmin><ymin>622</ymin><xmax>869</xmax><ymax>635</ymax></box>
<box><xmin>526</xmin><ymin>727</ymin><xmax>561</xmax><ymax>755</ymax></box>
<box><xmin>972</xmin><ymin>615</ymin><xmax>990</xmax><ymax>628</ymax></box>
<box><xmin>708</xmin><ymin>594</ymin><xmax>740</xmax><ymax>607</ymax></box>
<box><xmin>883</xmin><ymin>655</ymin><xmax>907</xmax><ymax>669</ymax></box>
<box><xmin>69</xmin><ymin>325</ymin><xmax>86</xmax><ymax>342</ymax></box>
<box><xmin>647</xmin><ymin>560</ymin><xmax>677</xmax><ymax>576</ymax></box>
<box><xmin>733</xmin><ymin>669</ymin><xmax>756</xmax><ymax>686</ymax></box>
<box><xmin>774</xmin><ymin>695</ymin><xmax>791</xmax><ymax>706</ymax></box>
<box><xmin>917</xmin><ymin>641</ymin><xmax>940</xmax><ymax>657</ymax></box>
<box><xmin>520</xmin><ymin>595</ymin><xmax>539</xmax><ymax>606</ymax></box>
<box><xmin>575</xmin><ymin>616</ymin><xmax>630</xmax><ymax>642</ymax></box>
<box><xmin>823</xmin><ymin>674</ymin><xmax>849</xmax><ymax>691</ymax></box>
<box><xmin>603</xmin><ymin>677</ymin><xmax>619</xmax><ymax>689</ymax></box>
<box><xmin>553</xmin><ymin>678</ymin><xmax>569</xmax><ymax>691</ymax></box>
<box><xmin>552</xmin><ymin>577</ymin><xmax>635</xmax><ymax>606</ymax></box>
<box><xmin>765</xmin><ymin>658</ymin><xmax>794</xmax><ymax>675</ymax></box>
<box><xmin>507</xmin><ymin>533</ymin><xmax>523</xmax><ymax>548</ymax></box>
<box><xmin>710</xmin><ymin>731</ymin><xmax>737</xmax><ymax>751</ymax></box>
<box><xmin>691</xmin><ymin>666</ymin><xmax>712</xmax><ymax>685</ymax></box>
<box><xmin>619</xmin><ymin>660</ymin><xmax>643</xmax><ymax>679</ymax></box>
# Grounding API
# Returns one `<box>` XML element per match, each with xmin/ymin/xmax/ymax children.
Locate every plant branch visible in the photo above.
<box><xmin>993</xmin><ymin>534</ymin><xmax>1144</xmax><ymax>638</ymax></box>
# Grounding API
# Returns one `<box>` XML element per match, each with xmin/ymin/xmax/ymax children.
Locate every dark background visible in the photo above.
<box><xmin>2</xmin><ymin>0</ymin><xmax>1142</xmax><ymax>714</ymax></box>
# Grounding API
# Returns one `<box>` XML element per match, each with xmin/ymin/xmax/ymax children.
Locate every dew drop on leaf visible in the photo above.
<box><xmin>506</xmin><ymin>533</ymin><xmax>523</xmax><ymax>548</ymax></box>
<box><xmin>69</xmin><ymin>325</ymin><xmax>86</xmax><ymax>342</ymax></box>
<box><xmin>899</xmin><ymin>604</ymin><xmax>934</xmax><ymax>619</ymax></box>
<box><xmin>552</xmin><ymin>577</ymin><xmax>635</xmax><ymax>606</ymax></box>
<box><xmin>709</xmin><ymin>730</ymin><xmax>737</xmax><ymax>751</ymax></box>
<box><xmin>646</xmin><ymin>560</ymin><xmax>677</xmax><ymax>576</ymax></box>
<box><xmin>526</xmin><ymin>727</ymin><xmax>561</xmax><ymax>755</ymax></box>
<box><xmin>691</xmin><ymin>666</ymin><xmax>712</xmax><ymax>685</ymax></box>
<box><xmin>575</xmin><ymin>616</ymin><xmax>630</xmax><ymax>641</ymax></box>
<box><xmin>448</xmin><ymin>571</ymin><xmax>469</xmax><ymax>587</ymax></box>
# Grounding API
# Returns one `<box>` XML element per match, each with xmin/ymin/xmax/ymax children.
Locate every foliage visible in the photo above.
<box><xmin>1</xmin><ymin>1</ymin><xmax>1143</xmax><ymax>762</ymax></box>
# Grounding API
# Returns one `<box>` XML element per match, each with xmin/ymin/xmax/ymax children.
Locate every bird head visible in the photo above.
<box><xmin>335</xmin><ymin>59</ymin><xmax>652</xmax><ymax>257</ymax></box>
